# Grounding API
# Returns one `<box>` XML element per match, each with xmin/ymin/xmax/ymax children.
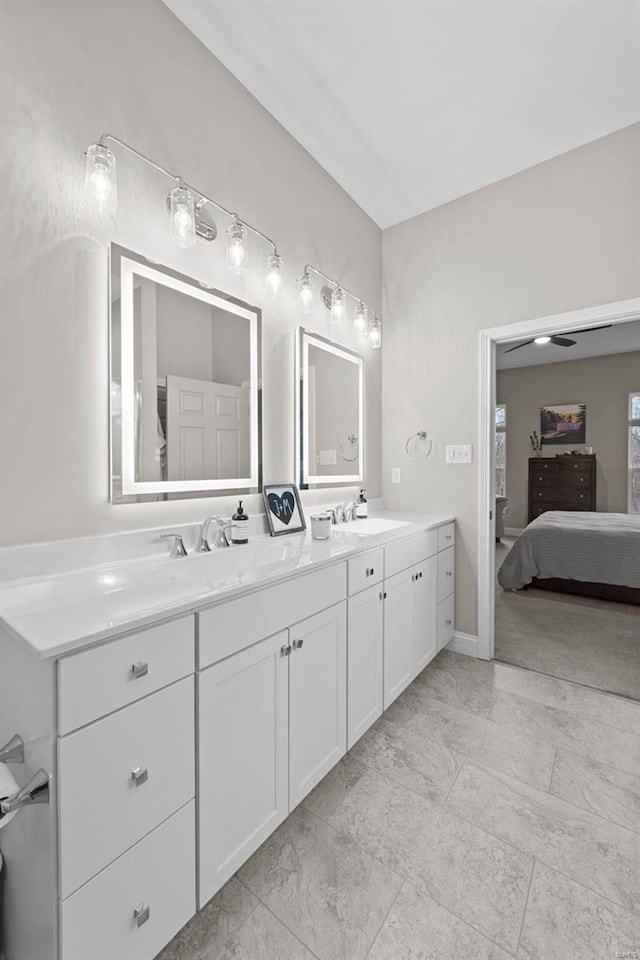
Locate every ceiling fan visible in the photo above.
<box><xmin>503</xmin><ymin>324</ymin><xmax>612</xmax><ymax>354</ymax></box>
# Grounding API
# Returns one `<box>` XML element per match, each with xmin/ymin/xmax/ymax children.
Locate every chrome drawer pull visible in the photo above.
<box><xmin>131</xmin><ymin>766</ymin><xmax>148</xmax><ymax>787</ymax></box>
<box><xmin>280</xmin><ymin>643</ymin><xmax>292</xmax><ymax>657</ymax></box>
<box><xmin>446</xmin><ymin>618</ymin><xmax>452</xmax><ymax>626</ymax></box>
<box><xmin>133</xmin><ymin>903</ymin><xmax>150</xmax><ymax>928</ymax></box>
<box><xmin>292</xmin><ymin>639</ymin><xmax>304</xmax><ymax>650</ymax></box>
<box><xmin>445</xmin><ymin>534</ymin><xmax>452</xmax><ymax>541</ymax></box>
<box><xmin>365</xmin><ymin>567</ymin><xmax>375</xmax><ymax>577</ymax></box>
<box><xmin>445</xmin><ymin>570</ymin><xmax>452</xmax><ymax>577</ymax></box>
<box><xmin>131</xmin><ymin>661</ymin><xmax>149</xmax><ymax>679</ymax></box>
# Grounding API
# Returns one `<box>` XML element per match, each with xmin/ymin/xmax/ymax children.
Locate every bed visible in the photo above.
<box><xmin>497</xmin><ymin>511</ymin><xmax>640</xmax><ymax>605</ymax></box>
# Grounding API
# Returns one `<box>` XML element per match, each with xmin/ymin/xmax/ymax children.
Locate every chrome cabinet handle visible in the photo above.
<box><xmin>292</xmin><ymin>639</ymin><xmax>304</xmax><ymax>650</ymax></box>
<box><xmin>131</xmin><ymin>661</ymin><xmax>148</xmax><ymax>679</ymax></box>
<box><xmin>133</xmin><ymin>903</ymin><xmax>150</xmax><ymax>928</ymax></box>
<box><xmin>365</xmin><ymin>567</ymin><xmax>375</xmax><ymax>577</ymax></box>
<box><xmin>445</xmin><ymin>618</ymin><xmax>452</xmax><ymax>626</ymax></box>
<box><xmin>131</xmin><ymin>766</ymin><xmax>148</xmax><ymax>787</ymax></box>
<box><xmin>280</xmin><ymin>643</ymin><xmax>292</xmax><ymax>657</ymax></box>
<box><xmin>445</xmin><ymin>534</ymin><xmax>452</xmax><ymax>541</ymax></box>
<box><xmin>446</xmin><ymin>570</ymin><xmax>452</xmax><ymax>577</ymax></box>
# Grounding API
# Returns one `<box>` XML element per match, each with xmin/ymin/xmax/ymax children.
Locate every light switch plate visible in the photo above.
<box><xmin>446</xmin><ymin>445</ymin><xmax>473</xmax><ymax>464</ymax></box>
<box><xmin>391</xmin><ymin>467</ymin><xmax>401</xmax><ymax>484</ymax></box>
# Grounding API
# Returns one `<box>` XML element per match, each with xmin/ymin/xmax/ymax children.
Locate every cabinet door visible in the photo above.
<box><xmin>348</xmin><ymin>585</ymin><xmax>384</xmax><ymax>749</ymax></box>
<box><xmin>413</xmin><ymin>557</ymin><xmax>438</xmax><ymax>675</ymax></box>
<box><xmin>383</xmin><ymin>569</ymin><xmax>414</xmax><ymax>709</ymax></box>
<box><xmin>289</xmin><ymin>603</ymin><xmax>347</xmax><ymax>808</ymax></box>
<box><xmin>198</xmin><ymin>630</ymin><xmax>289</xmax><ymax>906</ymax></box>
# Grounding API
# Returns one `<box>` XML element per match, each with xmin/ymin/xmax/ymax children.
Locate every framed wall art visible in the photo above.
<box><xmin>263</xmin><ymin>483</ymin><xmax>306</xmax><ymax>536</ymax></box>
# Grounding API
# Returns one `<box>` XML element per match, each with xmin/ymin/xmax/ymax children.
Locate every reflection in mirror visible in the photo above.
<box><xmin>296</xmin><ymin>328</ymin><xmax>364</xmax><ymax>488</ymax></box>
<box><xmin>110</xmin><ymin>245</ymin><xmax>261</xmax><ymax>503</ymax></box>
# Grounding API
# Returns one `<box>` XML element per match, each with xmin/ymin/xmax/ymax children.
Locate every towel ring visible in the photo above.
<box><xmin>339</xmin><ymin>435</ymin><xmax>359</xmax><ymax>462</ymax></box>
<box><xmin>405</xmin><ymin>430</ymin><xmax>433</xmax><ymax>461</ymax></box>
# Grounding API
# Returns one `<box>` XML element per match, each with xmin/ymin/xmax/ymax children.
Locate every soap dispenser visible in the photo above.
<box><xmin>355</xmin><ymin>489</ymin><xmax>368</xmax><ymax>518</ymax></box>
<box><xmin>231</xmin><ymin>500</ymin><xmax>249</xmax><ymax>544</ymax></box>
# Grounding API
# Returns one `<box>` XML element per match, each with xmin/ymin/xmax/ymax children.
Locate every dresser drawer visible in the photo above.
<box><xmin>438</xmin><ymin>595</ymin><xmax>455</xmax><ymax>651</ymax></box>
<box><xmin>532</xmin><ymin>487</ymin><xmax>591</xmax><ymax>504</ymax></box>
<box><xmin>384</xmin><ymin>531</ymin><xmax>437</xmax><ymax>579</ymax></box>
<box><xmin>60</xmin><ymin>800</ymin><xmax>195</xmax><ymax>960</ymax></box>
<box><xmin>348</xmin><ymin>548</ymin><xmax>383</xmax><ymax>594</ymax></box>
<box><xmin>198</xmin><ymin>562</ymin><xmax>347</xmax><ymax>668</ymax></box>
<box><xmin>531</xmin><ymin>459</ymin><xmax>560</xmax><ymax>472</ymax></box>
<box><xmin>59</xmin><ymin>676</ymin><xmax>195</xmax><ymax>898</ymax></box>
<box><xmin>438</xmin><ymin>523</ymin><xmax>455</xmax><ymax>552</ymax></box>
<box><xmin>58</xmin><ymin>616</ymin><xmax>195</xmax><ymax>735</ymax></box>
<box><xmin>560</xmin><ymin>458</ymin><xmax>594</xmax><ymax>473</ymax></box>
<box><xmin>438</xmin><ymin>546</ymin><xmax>455</xmax><ymax>602</ymax></box>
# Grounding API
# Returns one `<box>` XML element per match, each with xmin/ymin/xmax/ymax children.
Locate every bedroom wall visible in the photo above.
<box><xmin>0</xmin><ymin>0</ymin><xmax>382</xmax><ymax>546</ymax></box>
<box><xmin>497</xmin><ymin>350</ymin><xmax>640</xmax><ymax>529</ymax></box>
<box><xmin>382</xmin><ymin>124</ymin><xmax>640</xmax><ymax>638</ymax></box>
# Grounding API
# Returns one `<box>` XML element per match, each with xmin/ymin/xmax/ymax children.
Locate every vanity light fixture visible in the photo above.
<box><xmin>298</xmin><ymin>264</ymin><xmax>382</xmax><ymax>348</ymax></box>
<box><xmin>265</xmin><ymin>253</ymin><xmax>283</xmax><ymax>297</ymax></box>
<box><xmin>534</xmin><ymin>335</ymin><xmax>552</xmax><ymax>345</ymax></box>
<box><xmin>297</xmin><ymin>271</ymin><xmax>314</xmax><ymax>313</ymax></box>
<box><xmin>85</xmin><ymin>142</ymin><xmax>116</xmax><ymax>214</ymax></box>
<box><xmin>353</xmin><ymin>301</ymin><xmax>368</xmax><ymax>337</ymax></box>
<box><xmin>168</xmin><ymin>180</ymin><xmax>196</xmax><ymax>248</ymax></box>
<box><xmin>369</xmin><ymin>316</ymin><xmax>382</xmax><ymax>349</ymax></box>
<box><xmin>226</xmin><ymin>219</ymin><xmax>249</xmax><ymax>275</ymax></box>
<box><xmin>85</xmin><ymin>134</ymin><xmax>281</xmax><ymax>291</ymax></box>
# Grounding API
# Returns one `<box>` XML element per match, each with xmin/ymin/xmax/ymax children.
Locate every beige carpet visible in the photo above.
<box><xmin>495</xmin><ymin>538</ymin><xmax>640</xmax><ymax>701</ymax></box>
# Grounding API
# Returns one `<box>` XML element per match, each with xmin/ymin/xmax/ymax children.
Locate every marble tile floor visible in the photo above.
<box><xmin>157</xmin><ymin>650</ymin><xmax>640</xmax><ymax>960</ymax></box>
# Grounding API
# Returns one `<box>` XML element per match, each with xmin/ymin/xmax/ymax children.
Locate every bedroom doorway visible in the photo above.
<box><xmin>477</xmin><ymin>297</ymin><xmax>640</xmax><ymax>686</ymax></box>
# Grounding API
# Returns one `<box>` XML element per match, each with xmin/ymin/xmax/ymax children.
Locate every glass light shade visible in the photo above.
<box><xmin>168</xmin><ymin>184</ymin><xmax>196</xmax><ymax>248</ymax></box>
<box><xmin>369</xmin><ymin>316</ymin><xmax>382</xmax><ymax>349</ymax></box>
<box><xmin>85</xmin><ymin>143</ymin><xmax>117</xmax><ymax>214</ymax></box>
<box><xmin>534</xmin><ymin>335</ymin><xmax>551</xmax><ymax>345</ymax></box>
<box><xmin>265</xmin><ymin>254</ymin><xmax>282</xmax><ymax>297</ymax></box>
<box><xmin>353</xmin><ymin>301</ymin><xmax>368</xmax><ymax>337</ymax></box>
<box><xmin>298</xmin><ymin>273</ymin><xmax>313</xmax><ymax>313</ymax></box>
<box><xmin>227</xmin><ymin>221</ymin><xmax>249</xmax><ymax>275</ymax></box>
<box><xmin>331</xmin><ymin>287</ymin><xmax>346</xmax><ymax>325</ymax></box>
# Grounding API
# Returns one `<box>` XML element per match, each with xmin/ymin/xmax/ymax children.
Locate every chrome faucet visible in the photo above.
<box><xmin>198</xmin><ymin>516</ymin><xmax>236</xmax><ymax>550</ymax></box>
<box><xmin>341</xmin><ymin>499</ymin><xmax>357</xmax><ymax>522</ymax></box>
<box><xmin>160</xmin><ymin>533</ymin><xmax>188</xmax><ymax>558</ymax></box>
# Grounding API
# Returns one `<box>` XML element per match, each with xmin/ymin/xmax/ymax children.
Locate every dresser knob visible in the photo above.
<box><xmin>579</xmin><ymin>477</ymin><xmax>584</xmax><ymax>483</ymax></box>
<box><xmin>131</xmin><ymin>766</ymin><xmax>148</xmax><ymax>787</ymax></box>
<box><xmin>133</xmin><ymin>903</ymin><xmax>150</xmax><ymax>928</ymax></box>
<box><xmin>538</xmin><ymin>492</ymin><xmax>543</xmax><ymax>497</ymax></box>
<box><xmin>579</xmin><ymin>494</ymin><xmax>584</xmax><ymax>499</ymax></box>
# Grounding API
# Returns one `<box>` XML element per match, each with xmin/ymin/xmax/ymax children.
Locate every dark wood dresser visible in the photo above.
<box><xmin>528</xmin><ymin>455</ymin><xmax>596</xmax><ymax>523</ymax></box>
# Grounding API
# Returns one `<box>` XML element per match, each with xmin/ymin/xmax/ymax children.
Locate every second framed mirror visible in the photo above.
<box><xmin>296</xmin><ymin>328</ymin><xmax>364</xmax><ymax>489</ymax></box>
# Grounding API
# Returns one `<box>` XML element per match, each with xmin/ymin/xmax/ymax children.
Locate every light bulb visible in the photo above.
<box><xmin>369</xmin><ymin>316</ymin><xmax>382</xmax><ymax>349</ymax></box>
<box><xmin>85</xmin><ymin>142</ymin><xmax>116</xmax><ymax>214</ymax></box>
<box><xmin>331</xmin><ymin>286</ymin><xmax>346</xmax><ymax>325</ymax></box>
<box><xmin>227</xmin><ymin>220</ymin><xmax>249</xmax><ymax>275</ymax></box>
<box><xmin>265</xmin><ymin>254</ymin><xmax>282</xmax><ymax>297</ymax></box>
<box><xmin>353</xmin><ymin>301</ymin><xmax>368</xmax><ymax>337</ymax></box>
<box><xmin>534</xmin><ymin>335</ymin><xmax>551</xmax><ymax>345</ymax></box>
<box><xmin>168</xmin><ymin>184</ymin><xmax>196</xmax><ymax>248</ymax></box>
<box><xmin>298</xmin><ymin>273</ymin><xmax>313</xmax><ymax>313</ymax></box>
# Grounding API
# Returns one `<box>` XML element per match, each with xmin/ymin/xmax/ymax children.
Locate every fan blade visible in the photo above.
<box><xmin>503</xmin><ymin>339</ymin><xmax>534</xmax><ymax>353</ymax></box>
<box><xmin>564</xmin><ymin>324</ymin><xmax>612</xmax><ymax>335</ymax></box>
<box><xmin>550</xmin><ymin>336</ymin><xmax>577</xmax><ymax>347</ymax></box>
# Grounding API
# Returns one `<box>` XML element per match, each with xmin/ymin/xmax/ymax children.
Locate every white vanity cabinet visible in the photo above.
<box><xmin>382</xmin><ymin>557</ymin><xmax>438</xmax><ymax>708</ymax></box>
<box><xmin>437</xmin><ymin>523</ymin><xmax>456</xmax><ymax>650</ymax></box>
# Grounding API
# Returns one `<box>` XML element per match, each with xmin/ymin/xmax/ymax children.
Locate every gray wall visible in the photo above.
<box><xmin>382</xmin><ymin>124</ymin><xmax>640</xmax><ymax>636</ymax></box>
<box><xmin>0</xmin><ymin>0</ymin><xmax>381</xmax><ymax>546</ymax></box>
<box><xmin>497</xmin><ymin>351</ymin><xmax>640</xmax><ymax>529</ymax></box>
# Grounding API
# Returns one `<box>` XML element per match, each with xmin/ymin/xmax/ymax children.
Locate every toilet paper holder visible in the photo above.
<box><xmin>0</xmin><ymin>734</ymin><xmax>24</xmax><ymax>765</ymax></box>
<box><xmin>0</xmin><ymin>734</ymin><xmax>50</xmax><ymax>817</ymax></box>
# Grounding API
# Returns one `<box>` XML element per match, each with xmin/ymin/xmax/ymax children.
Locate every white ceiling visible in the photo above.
<box><xmin>497</xmin><ymin>317</ymin><xmax>640</xmax><ymax>370</ymax></box>
<box><xmin>164</xmin><ymin>0</ymin><xmax>639</xmax><ymax>228</ymax></box>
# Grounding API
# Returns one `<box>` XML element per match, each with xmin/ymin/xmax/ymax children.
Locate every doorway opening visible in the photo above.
<box><xmin>477</xmin><ymin>298</ymin><xmax>640</xmax><ymax>685</ymax></box>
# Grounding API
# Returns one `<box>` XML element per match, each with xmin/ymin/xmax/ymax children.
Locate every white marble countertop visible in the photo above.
<box><xmin>0</xmin><ymin>512</ymin><xmax>453</xmax><ymax>660</ymax></box>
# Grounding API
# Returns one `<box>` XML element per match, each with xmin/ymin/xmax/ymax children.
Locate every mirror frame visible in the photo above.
<box><xmin>109</xmin><ymin>244</ymin><xmax>262</xmax><ymax>503</ymax></box>
<box><xmin>295</xmin><ymin>327</ymin><xmax>365</xmax><ymax>489</ymax></box>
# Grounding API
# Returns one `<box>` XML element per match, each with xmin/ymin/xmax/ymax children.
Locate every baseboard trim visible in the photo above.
<box><xmin>504</xmin><ymin>527</ymin><xmax>524</xmax><ymax>538</ymax></box>
<box><xmin>446</xmin><ymin>632</ymin><xmax>479</xmax><ymax>658</ymax></box>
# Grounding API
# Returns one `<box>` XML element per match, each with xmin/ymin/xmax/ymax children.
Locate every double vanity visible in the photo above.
<box><xmin>0</xmin><ymin>510</ymin><xmax>455</xmax><ymax>960</ymax></box>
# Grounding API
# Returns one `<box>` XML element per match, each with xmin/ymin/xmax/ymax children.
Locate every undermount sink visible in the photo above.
<box><xmin>333</xmin><ymin>517</ymin><xmax>412</xmax><ymax>536</ymax></box>
<box><xmin>150</xmin><ymin>540</ymin><xmax>300</xmax><ymax>583</ymax></box>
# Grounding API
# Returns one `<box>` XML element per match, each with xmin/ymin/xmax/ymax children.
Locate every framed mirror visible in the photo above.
<box><xmin>296</xmin><ymin>328</ymin><xmax>364</xmax><ymax>489</ymax></box>
<box><xmin>110</xmin><ymin>245</ymin><xmax>261</xmax><ymax>503</ymax></box>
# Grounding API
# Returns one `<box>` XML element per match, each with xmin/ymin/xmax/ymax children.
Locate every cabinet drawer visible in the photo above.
<box><xmin>385</xmin><ymin>531</ymin><xmax>437</xmax><ymax>579</ymax></box>
<box><xmin>530</xmin><ymin>459</ymin><xmax>560</xmax><ymax>472</ymax></box>
<box><xmin>60</xmin><ymin>801</ymin><xmax>195</xmax><ymax>960</ymax></box>
<box><xmin>348</xmin><ymin>548</ymin><xmax>383</xmax><ymax>594</ymax></box>
<box><xmin>532</xmin><ymin>487</ymin><xmax>591</xmax><ymax>504</ymax></box>
<box><xmin>438</xmin><ymin>546</ymin><xmax>455</xmax><ymax>602</ymax></box>
<box><xmin>560</xmin><ymin>458</ymin><xmax>594</xmax><ymax>473</ymax></box>
<box><xmin>198</xmin><ymin>562</ymin><xmax>347</xmax><ymax>669</ymax></box>
<box><xmin>438</xmin><ymin>523</ymin><xmax>455</xmax><ymax>552</ymax></box>
<box><xmin>58</xmin><ymin>616</ymin><xmax>195</xmax><ymax>735</ymax></box>
<box><xmin>59</xmin><ymin>676</ymin><xmax>195</xmax><ymax>898</ymax></box>
<box><xmin>438</xmin><ymin>595</ymin><xmax>455</xmax><ymax>651</ymax></box>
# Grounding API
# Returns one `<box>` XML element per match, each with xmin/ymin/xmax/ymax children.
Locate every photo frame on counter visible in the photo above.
<box><xmin>263</xmin><ymin>483</ymin><xmax>306</xmax><ymax>536</ymax></box>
